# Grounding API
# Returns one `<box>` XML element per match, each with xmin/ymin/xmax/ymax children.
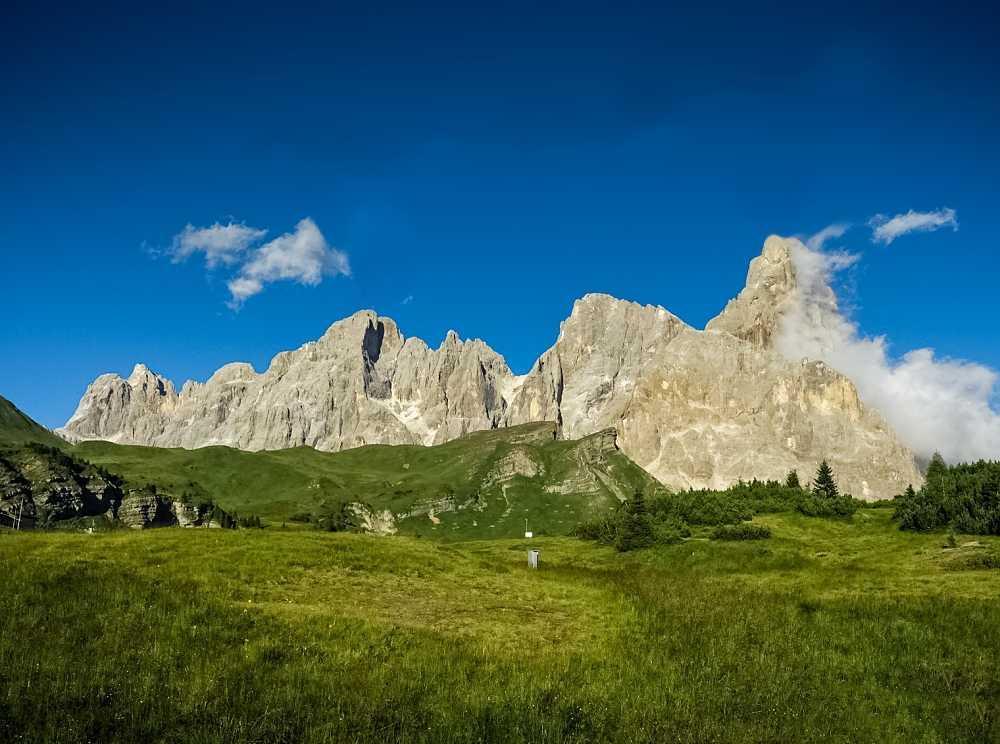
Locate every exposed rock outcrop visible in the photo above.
<box><xmin>59</xmin><ymin>236</ymin><xmax>922</xmax><ymax>498</ymax></box>
<box><xmin>347</xmin><ymin>503</ymin><xmax>398</xmax><ymax>536</ymax></box>
<box><xmin>0</xmin><ymin>445</ymin><xmax>120</xmax><ymax>528</ymax></box>
<box><xmin>705</xmin><ymin>234</ymin><xmax>797</xmax><ymax>348</ymax></box>
<box><xmin>481</xmin><ymin>446</ymin><xmax>545</xmax><ymax>490</ymax></box>
<box><xmin>0</xmin><ymin>444</ymin><xmax>232</xmax><ymax>530</ymax></box>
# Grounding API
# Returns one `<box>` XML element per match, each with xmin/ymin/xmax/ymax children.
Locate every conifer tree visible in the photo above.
<box><xmin>785</xmin><ymin>470</ymin><xmax>801</xmax><ymax>489</ymax></box>
<box><xmin>926</xmin><ymin>452</ymin><xmax>947</xmax><ymax>482</ymax></box>
<box><xmin>812</xmin><ymin>460</ymin><xmax>839</xmax><ymax>499</ymax></box>
<box><xmin>629</xmin><ymin>488</ymin><xmax>647</xmax><ymax>516</ymax></box>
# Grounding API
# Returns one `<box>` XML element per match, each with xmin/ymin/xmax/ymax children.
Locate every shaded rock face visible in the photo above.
<box><xmin>0</xmin><ymin>446</ymin><xmax>231</xmax><ymax>530</ymax></box>
<box><xmin>0</xmin><ymin>458</ymin><xmax>34</xmax><ymax>528</ymax></box>
<box><xmin>117</xmin><ymin>488</ymin><xmax>176</xmax><ymax>529</ymax></box>
<box><xmin>60</xmin><ymin>236</ymin><xmax>922</xmax><ymax>499</ymax></box>
<box><xmin>0</xmin><ymin>446</ymin><xmax>121</xmax><ymax>528</ymax></box>
<box><xmin>115</xmin><ymin>490</ymin><xmax>226</xmax><ymax>530</ymax></box>
<box><xmin>116</xmin><ymin>489</ymin><xmax>222</xmax><ymax>529</ymax></box>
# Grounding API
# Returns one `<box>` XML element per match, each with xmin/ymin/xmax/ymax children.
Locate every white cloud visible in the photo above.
<box><xmin>776</xmin><ymin>238</ymin><xmax>1000</xmax><ymax>464</ymax></box>
<box><xmin>226</xmin><ymin>277</ymin><xmax>264</xmax><ymax>305</ymax></box>
<box><xmin>805</xmin><ymin>223</ymin><xmax>849</xmax><ymax>251</ymax></box>
<box><xmin>226</xmin><ymin>218</ymin><xmax>350</xmax><ymax>308</ymax></box>
<box><xmin>869</xmin><ymin>208</ymin><xmax>958</xmax><ymax>245</ymax></box>
<box><xmin>402</xmin><ymin>294</ymin><xmax>414</xmax><ymax>305</ymax></box>
<box><xmin>171</xmin><ymin>221</ymin><xmax>267</xmax><ymax>268</ymax></box>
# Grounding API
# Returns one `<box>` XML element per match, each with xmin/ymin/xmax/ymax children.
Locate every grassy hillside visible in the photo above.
<box><xmin>75</xmin><ymin>423</ymin><xmax>660</xmax><ymax>537</ymax></box>
<box><xmin>1</xmin><ymin>510</ymin><xmax>998</xmax><ymax>742</ymax></box>
<box><xmin>0</xmin><ymin>395</ymin><xmax>64</xmax><ymax>448</ymax></box>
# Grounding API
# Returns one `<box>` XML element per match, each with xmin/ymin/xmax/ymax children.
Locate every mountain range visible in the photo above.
<box><xmin>57</xmin><ymin>236</ymin><xmax>922</xmax><ymax>498</ymax></box>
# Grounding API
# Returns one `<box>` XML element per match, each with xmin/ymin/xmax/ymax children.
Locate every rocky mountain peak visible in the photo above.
<box><xmin>441</xmin><ymin>329</ymin><xmax>462</xmax><ymax>349</ymax></box>
<box><xmin>58</xmin><ymin>236</ymin><xmax>921</xmax><ymax>498</ymax></box>
<box><xmin>705</xmin><ymin>234</ymin><xmax>799</xmax><ymax>349</ymax></box>
<box><xmin>126</xmin><ymin>363</ymin><xmax>174</xmax><ymax>394</ymax></box>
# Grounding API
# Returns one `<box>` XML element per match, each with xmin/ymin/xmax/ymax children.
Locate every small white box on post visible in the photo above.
<box><xmin>528</xmin><ymin>549</ymin><xmax>540</xmax><ymax>569</ymax></box>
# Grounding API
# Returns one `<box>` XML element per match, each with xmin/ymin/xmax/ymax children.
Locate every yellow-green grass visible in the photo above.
<box><xmin>2</xmin><ymin>510</ymin><xmax>999</xmax><ymax>742</ymax></box>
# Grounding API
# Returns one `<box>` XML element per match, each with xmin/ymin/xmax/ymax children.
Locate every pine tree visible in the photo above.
<box><xmin>902</xmin><ymin>484</ymin><xmax>917</xmax><ymax>500</ymax></box>
<box><xmin>926</xmin><ymin>452</ymin><xmax>947</xmax><ymax>482</ymax></box>
<box><xmin>785</xmin><ymin>470</ymin><xmax>801</xmax><ymax>489</ymax></box>
<box><xmin>812</xmin><ymin>460</ymin><xmax>839</xmax><ymax>499</ymax></box>
<box><xmin>629</xmin><ymin>489</ymin><xmax>647</xmax><ymax>516</ymax></box>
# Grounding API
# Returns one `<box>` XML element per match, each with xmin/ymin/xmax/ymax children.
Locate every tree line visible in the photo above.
<box><xmin>576</xmin><ymin>460</ymin><xmax>859</xmax><ymax>552</ymax></box>
<box><xmin>894</xmin><ymin>454</ymin><xmax>1000</xmax><ymax>535</ymax></box>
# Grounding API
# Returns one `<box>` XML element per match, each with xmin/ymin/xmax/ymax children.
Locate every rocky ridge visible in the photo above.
<box><xmin>59</xmin><ymin>236</ymin><xmax>922</xmax><ymax>498</ymax></box>
<box><xmin>0</xmin><ymin>443</ymin><xmax>229</xmax><ymax>530</ymax></box>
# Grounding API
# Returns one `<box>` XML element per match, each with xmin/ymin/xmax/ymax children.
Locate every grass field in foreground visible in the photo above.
<box><xmin>2</xmin><ymin>510</ymin><xmax>999</xmax><ymax>743</ymax></box>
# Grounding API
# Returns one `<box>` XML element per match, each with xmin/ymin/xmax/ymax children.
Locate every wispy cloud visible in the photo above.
<box><xmin>776</xmin><ymin>236</ymin><xmax>1000</xmax><ymax>464</ymax></box>
<box><xmin>869</xmin><ymin>208</ymin><xmax>958</xmax><ymax>245</ymax></box>
<box><xmin>171</xmin><ymin>221</ymin><xmax>268</xmax><ymax>268</ymax></box>
<box><xmin>401</xmin><ymin>294</ymin><xmax>414</xmax><ymax>305</ymax></box>
<box><xmin>805</xmin><ymin>223</ymin><xmax>850</xmax><ymax>251</ymax></box>
<box><xmin>226</xmin><ymin>218</ymin><xmax>350</xmax><ymax>308</ymax></box>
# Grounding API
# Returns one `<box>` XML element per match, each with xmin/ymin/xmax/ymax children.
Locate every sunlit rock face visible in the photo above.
<box><xmin>60</xmin><ymin>236</ymin><xmax>921</xmax><ymax>499</ymax></box>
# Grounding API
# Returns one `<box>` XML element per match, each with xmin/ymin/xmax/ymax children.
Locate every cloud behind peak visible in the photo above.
<box><xmin>777</xmin><ymin>237</ymin><xmax>1000</xmax><ymax>464</ymax></box>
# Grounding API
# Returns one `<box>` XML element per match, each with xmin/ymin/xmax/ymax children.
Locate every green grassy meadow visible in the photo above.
<box><xmin>2</xmin><ymin>509</ymin><xmax>999</xmax><ymax>743</ymax></box>
<box><xmin>73</xmin><ymin>423</ymin><xmax>656</xmax><ymax>537</ymax></box>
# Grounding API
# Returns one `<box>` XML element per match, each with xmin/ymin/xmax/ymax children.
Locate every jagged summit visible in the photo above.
<box><xmin>58</xmin><ymin>236</ymin><xmax>921</xmax><ymax>498</ymax></box>
<box><xmin>706</xmin><ymin>234</ymin><xmax>799</xmax><ymax>348</ymax></box>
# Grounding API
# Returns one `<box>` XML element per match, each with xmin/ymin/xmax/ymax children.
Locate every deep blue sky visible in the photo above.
<box><xmin>2</xmin><ymin>1</ymin><xmax>998</xmax><ymax>427</ymax></box>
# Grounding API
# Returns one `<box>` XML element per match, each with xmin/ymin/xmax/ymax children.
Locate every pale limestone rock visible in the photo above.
<box><xmin>705</xmin><ymin>235</ymin><xmax>797</xmax><ymax>348</ymax></box>
<box><xmin>347</xmin><ymin>503</ymin><xmax>398</xmax><ymax>535</ymax></box>
<box><xmin>480</xmin><ymin>446</ymin><xmax>544</xmax><ymax>490</ymax></box>
<box><xmin>59</xmin><ymin>236</ymin><xmax>922</xmax><ymax>498</ymax></box>
<box><xmin>505</xmin><ymin>294</ymin><xmax>688</xmax><ymax>432</ymax></box>
<box><xmin>59</xmin><ymin>310</ymin><xmax>512</xmax><ymax>452</ymax></box>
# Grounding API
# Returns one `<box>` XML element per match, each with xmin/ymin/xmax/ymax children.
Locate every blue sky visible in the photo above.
<box><xmin>2</xmin><ymin>0</ymin><xmax>998</xmax><ymax>430</ymax></box>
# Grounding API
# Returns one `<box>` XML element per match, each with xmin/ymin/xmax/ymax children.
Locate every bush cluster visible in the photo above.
<box><xmin>573</xmin><ymin>492</ymin><xmax>690</xmax><ymax>552</ymax></box>
<box><xmin>711</xmin><ymin>523</ymin><xmax>771</xmax><ymax>541</ymax></box>
<box><xmin>796</xmin><ymin>494</ymin><xmax>859</xmax><ymax>518</ymax></box>
<box><xmin>292</xmin><ymin>500</ymin><xmax>368</xmax><ymax>532</ymax></box>
<box><xmin>575</xmin><ymin>461</ymin><xmax>859</xmax><ymax>551</ymax></box>
<box><xmin>894</xmin><ymin>455</ymin><xmax>1000</xmax><ymax>535</ymax></box>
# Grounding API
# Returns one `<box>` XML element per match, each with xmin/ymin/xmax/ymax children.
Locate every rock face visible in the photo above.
<box><xmin>60</xmin><ymin>313</ymin><xmax>510</xmax><ymax>451</ymax></box>
<box><xmin>59</xmin><ymin>236</ymin><xmax>922</xmax><ymax>498</ymax></box>
<box><xmin>0</xmin><ymin>445</ymin><xmax>121</xmax><ymax>528</ymax></box>
<box><xmin>117</xmin><ymin>487</ymin><xmax>175</xmax><ymax>529</ymax></box>
<box><xmin>705</xmin><ymin>235</ymin><xmax>797</xmax><ymax>349</ymax></box>
<box><xmin>0</xmin><ymin>444</ymin><xmax>232</xmax><ymax>530</ymax></box>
